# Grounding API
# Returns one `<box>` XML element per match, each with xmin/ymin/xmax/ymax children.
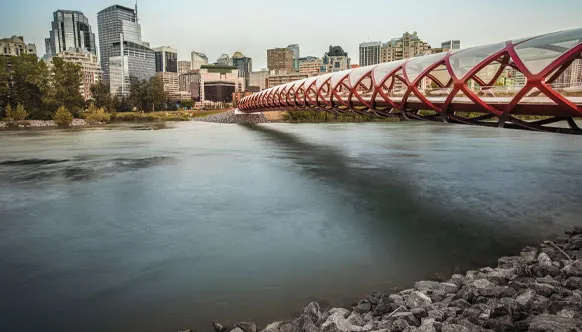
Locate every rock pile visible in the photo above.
<box><xmin>193</xmin><ymin>110</ymin><xmax>269</xmax><ymax>124</ymax></box>
<box><xmin>209</xmin><ymin>228</ymin><xmax>582</xmax><ymax>332</ymax></box>
<box><xmin>0</xmin><ymin>119</ymin><xmax>87</xmax><ymax>128</ymax></box>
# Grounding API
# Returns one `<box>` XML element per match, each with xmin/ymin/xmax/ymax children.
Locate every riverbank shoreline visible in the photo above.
<box><xmin>204</xmin><ymin>228</ymin><xmax>582</xmax><ymax>332</ymax></box>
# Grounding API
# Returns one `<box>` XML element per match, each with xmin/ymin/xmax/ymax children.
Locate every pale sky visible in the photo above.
<box><xmin>1</xmin><ymin>0</ymin><xmax>581</xmax><ymax>69</ymax></box>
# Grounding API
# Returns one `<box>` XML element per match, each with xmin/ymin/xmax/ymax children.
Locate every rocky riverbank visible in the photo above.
<box><xmin>0</xmin><ymin>119</ymin><xmax>87</xmax><ymax>128</ymax></box>
<box><xmin>200</xmin><ymin>228</ymin><xmax>582</xmax><ymax>332</ymax></box>
<box><xmin>193</xmin><ymin>110</ymin><xmax>270</xmax><ymax>124</ymax></box>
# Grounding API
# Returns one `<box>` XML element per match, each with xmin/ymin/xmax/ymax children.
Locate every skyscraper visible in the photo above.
<box><xmin>232</xmin><ymin>51</ymin><xmax>252</xmax><ymax>89</ymax></box>
<box><xmin>44</xmin><ymin>10</ymin><xmax>96</xmax><ymax>58</ymax></box>
<box><xmin>359</xmin><ymin>41</ymin><xmax>382</xmax><ymax>66</ymax></box>
<box><xmin>97</xmin><ymin>4</ymin><xmax>155</xmax><ymax>97</ymax></box>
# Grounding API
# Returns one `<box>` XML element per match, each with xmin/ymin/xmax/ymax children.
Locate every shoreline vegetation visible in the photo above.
<box><xmin>203</xmin><ymin>227</ymin><xmax>582</xmax><ymax>332</ymax></box>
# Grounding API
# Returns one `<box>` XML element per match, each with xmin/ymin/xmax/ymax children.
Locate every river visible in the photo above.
<box><xmin>0</xmin><ymin>121</ymin><xmax>580</xmax><ymax>332</ymax></box>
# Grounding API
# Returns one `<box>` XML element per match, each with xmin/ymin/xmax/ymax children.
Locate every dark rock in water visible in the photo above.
<box><xmin>428</xmin><ymin>310</ymin><xmax>445</xmax><ymax>322</ymax></box>
<box><xmin>213</xmin><ymin>322</ymin><xmax>227</xmax><ymax>332</ymax></box>
<box><xmin>566</xmin><ymin>235</ymin><xmax>582</xmax><ymax>250</ymax></box>
<box><xmin>528</xmin><ymin>314</ymin><xmax>581</xmax><ymax>332</ymax></box>
<box><xmin>566</xmin><ymin>227</ymin><xmax>582</xmax><ymax>236</ymax></box>
<box><xmin>353</xmin><ymin>301</ymin><xmax>372</xmax><ymax>314</ymax></box>
<box><xmin>233</xmin><ymin>322</ymin><xmax>256</xmax><ymax>332</ymax></box>
<box><xmin>373</xmin><ymin>300</ymin><xmax>392</xmax><ymax>316</ymax></box>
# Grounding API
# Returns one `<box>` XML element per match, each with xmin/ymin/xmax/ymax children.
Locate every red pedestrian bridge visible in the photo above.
<box><xmin>238</xmin><ymin>29</ymin><xmax>582</xmax><ymax>134</ymax></box>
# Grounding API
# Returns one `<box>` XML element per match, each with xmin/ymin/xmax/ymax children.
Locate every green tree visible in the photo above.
<box><xmin>149</xmin><ymin>76</ymin><xmax>167</xmax><ymax>112</ymax></box>
<box><xmin>90</xmin><ymin>82</ymin><xmax>113</xmax><ymax>112</ymax></box>
<box><xmin>3</xmin><ymin>54</ymin><xmax>51</xmax><ymax>119</ymax></box>
<box><xmin>128</xmin><ymin>76</ymin><xmax>167</xmax><ymax>112</ymax></box>
<box><xmin>181</xmin><ymin>99</ymin><xmax>194</xmax><ymax>110</ymax></box>
<box><xmin>12</xmin><ymin>103</ymin><xmax>28</xmax><ymax>121</ymax></box>
<box><xmin>49</xmin><ymin>57</ymin><xmax>84</xmax><ymax>117</ymax></box>
<box><xmin>53</xmin><ymin>106</ymin><xmax>73</xmax><ymax>127</ymax></box>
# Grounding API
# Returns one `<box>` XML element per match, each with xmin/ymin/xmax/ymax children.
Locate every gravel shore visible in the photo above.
<box><xmin>201</xmin><ymin>227</ymin><xmax>582</xmax><ymax>332</ymax></box>
<box><xmin>193</xmin><ymin>110</ymin><xmax>269</xmax><ymax>124</ymax></box>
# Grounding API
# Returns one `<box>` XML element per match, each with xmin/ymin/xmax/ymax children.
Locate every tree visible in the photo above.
<box><xmin>53</xmin><ymin>106</ymin><xmax>73</xmax><ymax>127</ymax></box>
<box><xmin>50</xmin><ymin>57</ymin><xmax>84</xmax><ymax>117</ymax></box>
<box><xmin>90</xmin><ymin>82</ymin><xmax>113</xmax><ymax>112</ymax></box>
<box><xmin>149</xmin><ymin>76</ymin><xmax>167</xmax><ymax>112</ymax></box>
<box><xmin>3</xmin><ymin>54</ymin><xmax>51</xmax><ymax>119</ymax></box>
<box><xmin>12</xmin><ymin>104</ymin><xmax>28</xmax><ymax>121</ymax></box>
<box><xmin>181</xmin><ymin>99</ymin><xmax>194</xmax><ymax>110</ymax></box>
<box><xmin>128</xmin><ymin>76</ymin><xmax>168</xmax><ymax>112</ymax></box>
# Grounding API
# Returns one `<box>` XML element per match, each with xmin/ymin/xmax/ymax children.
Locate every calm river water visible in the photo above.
<box><xmin>0</xmin><ymin>122</ymin><xmax>581</xmax><ymax>332</ymax></box>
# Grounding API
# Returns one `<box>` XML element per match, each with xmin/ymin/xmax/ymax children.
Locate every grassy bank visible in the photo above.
<box><xmin>110</xmin><ymin>110</ymin><xmax>229</xmax><ymax>123</ymax></box>
<box><xmin>283</xmin><ymin>110</ymin><xmax>400</xmax><ymax>123</ymax></box>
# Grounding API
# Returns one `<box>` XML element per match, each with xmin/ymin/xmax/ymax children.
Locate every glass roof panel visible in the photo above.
<box><xmin>315</xmin><ymin>73</ymin><xmax>333</xmax><ymax>88</ymax></box>
<box><xmin>330</xmin><ymin>70</ymin><xmax>350</xmax><ymax>88</ymax></box>
<box><xmin>372</xmin><ymin>59</ymin><xmax>407</xmax><ymax>84</ymax></box>
<box><xmin>405</xmin><ymin>52</ymin><xmax>447</xmax><ymax>82</ymax></box>
<box><xmin>349</xmin><ymin>65</ymin><xmax>376</xmax><ymax>87</ymax></box>
<box><xmin>514</xmin><ymin>28</ymin><xmax>582</xmax><ymax>75</ymax></box>
<box><xmin>449</xmin><ymin>42</ymin><xmax>506</xmax><ymax>79</ymax></box>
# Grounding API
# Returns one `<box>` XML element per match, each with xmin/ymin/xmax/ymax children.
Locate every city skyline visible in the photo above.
<box><xmin>1</xmin><ymin>0</ymin><xmax>581</xmax><ymax>69</ymax></box>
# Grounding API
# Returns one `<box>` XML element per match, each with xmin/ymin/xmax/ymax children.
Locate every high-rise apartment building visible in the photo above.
<box><xmin>44</xmin><ymin>10</ymin><xmax>96</xmax><ymax>58</ymax></box>
<box><xmin>267</xmin><ymin>48</ymin><xmax>294</xmax><ymax>74</ymax></box>
<box><xmin>322</xmin><ymin>46</ymin><xmax>351</xmax><ymax>73</ymax></box>
<box><xmin>287</xmin><ymin>44</ymin><xmax>300</xmax><ymax>70</ymax></box>
<box><xmin>49</xmin><ymin>49</ymin><xmax>101</xmax><ymax>100</ymax></box>
<box><xmin>441</xmin><ymin>40</ymin><xmax>461</xmax><ymax>52</ymax></box>
<box><xmin>97</xmin><ymin>4</ymin><xmax>155</xmax><ymax>97</ymax></box>
<box><xmin>178</xmin><ymin>60</ymin><xmax>192</xmax><ymax>74</ymax></box>
<box><xmin>381</xmin><ymin>32</ymin><xmax>432</xmax><ymax>63</ymax></box>
<box><xmin>232</xmin><ymin>51</ymin><xmax>252</xmax><ymax>89</ymax></box>
<box><xmin>0</xmin><ymin>36</ymin><xmax>36</xmax><ymax>56</ymax></box>
<box><xmin>191</xmin><ymin>51</ymin><xmax>208</xmax><ymax>70</ymax></box>
<box><xmin>359</xmin><ymin>42</ymin><xmax>382</xmax><ymax>66</ymax></box>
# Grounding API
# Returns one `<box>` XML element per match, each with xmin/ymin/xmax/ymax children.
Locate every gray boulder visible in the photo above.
<box><xmin>406</xmin><ymin>291</ymin><xmax>432</xmax><ymax>309</ymax></box>
<box><xmin>303</xmin><ymin>302</ymin><xmax>323</xmax><ymax>325</ymax></box>
<box><xmin>234</xmin><ymin>322</ymin><xmax>257</xmax><ymax>332</ymax></box>
<box><xmin>528</xmin><ymin>314</ymin><xmax>582</xmax><ymax>332</ymax></box>
<box><xmin>441</xmin><ymin>324</ymin><xmax>470</xmax><ymax>332</ymax></box>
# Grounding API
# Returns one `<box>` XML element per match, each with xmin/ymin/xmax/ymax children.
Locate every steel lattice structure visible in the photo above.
<box><xmin>238</xmin><ymin>29</ymin><xmax>582</xmax><ymax>134</ymax></box>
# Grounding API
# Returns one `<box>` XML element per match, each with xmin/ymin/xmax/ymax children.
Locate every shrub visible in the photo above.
<box><xmin>85</xmin><ymin>106</ymin><xmax>111</xmax><ymax>125</ymax></box>
<box><xmin>12</xmin><ymin>104</ymin><xmax>28</xmax><ymax>121</ymax></box>
<box><xmin>54</xmin><ymin>106</ymin><xmax>73</xmax><ymax>127</ymax></box>
<box><xmin>4</xmin><ymin>104</ymin><xmax>12</xmax><ymax>120</ymax></box>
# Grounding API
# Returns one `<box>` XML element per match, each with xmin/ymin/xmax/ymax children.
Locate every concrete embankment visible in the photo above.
<box><xmin>193</xmin><ymin>110</ymin><xmax>270</xmax><ymax>124</ymax></box>
<box><xmin>200</xmin><ymin>227</ymin><xmax>582</xmax><ymax>332</ymax></box>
